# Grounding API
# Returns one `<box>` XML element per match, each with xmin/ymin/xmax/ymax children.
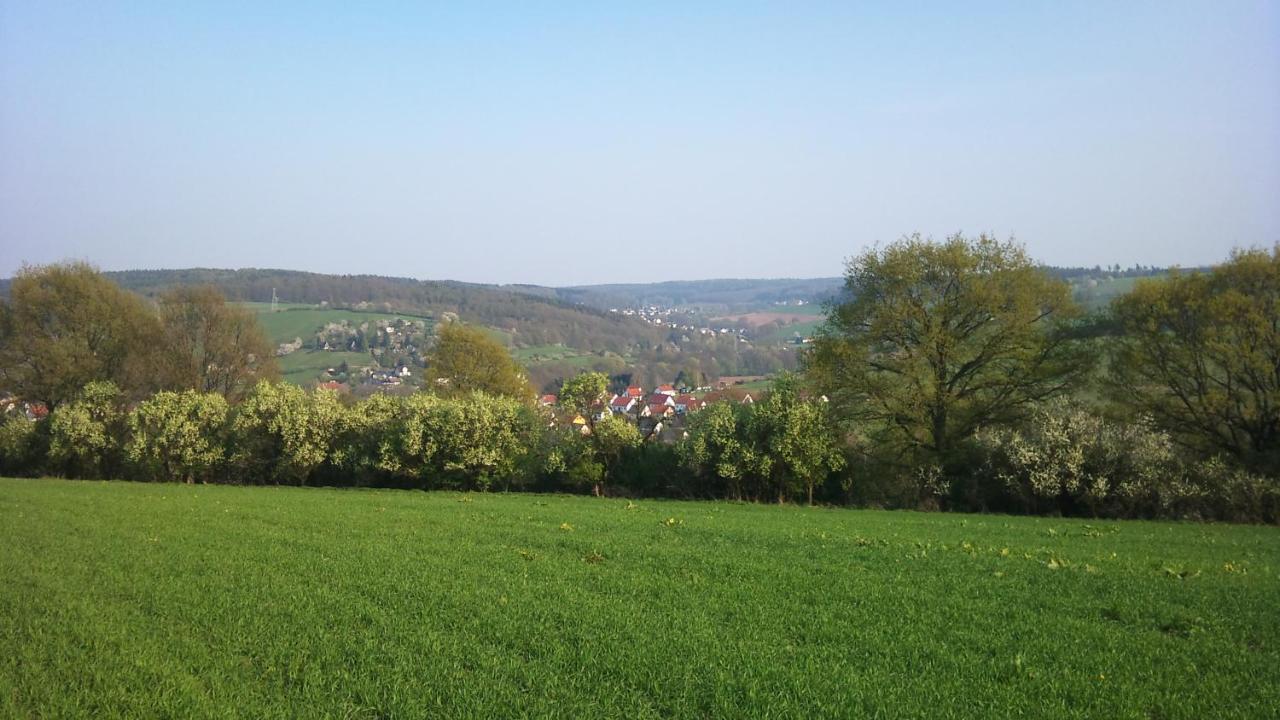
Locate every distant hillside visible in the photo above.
<box><xmin>103</xmin><ymin>268</ymin><xmax>658</xmax><ymax>355</ymax></box>
<box><xmin>0</xmin><ymin>265</ymin><xmax>1178</xmax><ymax>392</ymax></box>
<box><xmin>91</xmin><ymin>268</ymin><xmax>800</xmax><ymax>391</ymax></box>
<box><xmin>506</xmin><ymin>277</ymin><xmax>845</xmax><ymax>314</ymax></box>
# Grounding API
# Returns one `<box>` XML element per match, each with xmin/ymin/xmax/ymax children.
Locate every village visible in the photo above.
<box><xmin>538</xmin><ymin>381</ymin><xmax>760</xmax><ymax>443</ymax></box>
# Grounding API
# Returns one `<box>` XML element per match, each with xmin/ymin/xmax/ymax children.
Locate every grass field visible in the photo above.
<box><xmin>276</xmin><ymin>350</ymin><xmax>378</xmax><ymax>385</ymax></box>
<box><xmin>244</xmin><ymin>307</ymin><xmax>432</xmax><ymax>346</ymax></box>
<box><xmin>1</xmin><ymin>479</ymin><xmax>1277</xmax><ymax>718</ymax></box>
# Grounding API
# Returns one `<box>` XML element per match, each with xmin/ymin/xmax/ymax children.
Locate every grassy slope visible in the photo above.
<box><xmin>1</xmin><ymin>478</ymin><xmax>1277</xmax><ymax>718</ymax></box>
<box><xmin>276</xmin><ymin>350</ymin><xmax>378</xmax><ymax>385</ymax></box>
<box><xmin>250</xmin><ymin>308</ymin><xmax>430</xmax><ymax>346</ymax></box>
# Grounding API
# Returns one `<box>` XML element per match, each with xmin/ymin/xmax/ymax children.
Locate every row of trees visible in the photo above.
<box><xmin>0</xmin><ymin>375</ymin><xmax>835</xmax><ymax>503</ymax></box>
<box><xmin>0</xmin><ymin>263</ymin><xmax>277</xmax><ymax>409</ymax></box>
<box><xmin>2</xmin><ymin>239</ymin><xmax>1278</xmax><ymax>522</ymax></box>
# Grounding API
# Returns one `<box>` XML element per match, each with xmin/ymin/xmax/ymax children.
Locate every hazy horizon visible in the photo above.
<box><xmin>3</xmin><ymin>2</ymin><xmax>1278</xmax><ymax>285</ymax></box>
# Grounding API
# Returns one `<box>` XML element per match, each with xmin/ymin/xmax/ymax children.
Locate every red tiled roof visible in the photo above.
<box><xmin>541</xmin><ymin>394</ymin><xmax>558</xmax><ymax>404</ymax></box>
<box><xmin>626</xmin><ymin>386</ymin><xmax>643</xmax><ymax>397</ymax></box>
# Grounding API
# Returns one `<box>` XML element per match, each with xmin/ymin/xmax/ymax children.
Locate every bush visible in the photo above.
<box><xmin>974</xmin><ymin>399</ymin><xmax>1280</xmax><ymax>521</ymax></box>
<box><xmin>1191</xmin><ymin>457</ymin><xmax>1280</xmax><ymax>524</ymax></box>
<box><xmin>230</xmin><ymin>381</ymin><xmax>345</xmax><ymax>484</ymax></box>
<box><xmin>126</xmin><ymin>391</ymin><xmax>230</xmax><ymax>483</ymax></box>
<box><xmin>391</xmin><ymin>391</ymin><xmax>534</xmax><ymax>490</ymax></box>
<box><xmin>0</xmin><ymin>415</ymin><xmax>43</xmax><ymax>476</ymax></box>
<box><xmin>976</xmin><ymin>400</ymin><xmax>1183</xmax><ymax>517</ymax></box>
<box><xmin>46</xmin><ymin>381</ymin><xmax>127</xmax><ymax>479</ymax></box>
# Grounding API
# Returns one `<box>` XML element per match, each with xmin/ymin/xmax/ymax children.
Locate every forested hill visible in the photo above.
<box><xmin>101</xmin><ymin>268</ymin><xmax>661</xmax><ymax>354</ymax></box>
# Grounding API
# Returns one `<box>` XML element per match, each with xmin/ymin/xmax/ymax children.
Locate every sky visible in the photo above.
<box><xmin>1</xmin><ymin>2</ymin><xmax>1277</xmax><ymax>286</ymax></box>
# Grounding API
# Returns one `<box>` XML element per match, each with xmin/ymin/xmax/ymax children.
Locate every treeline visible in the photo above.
<box><xmin>2</xmin><ymin>238</ymin><xmax>1278</xmax><ymax>524</ymax></box>
<box><xmin>0</xmin><ymin>375</ymin><xmax>837</xmax><ymax>502</ymax></box>
<box><xmin>804</xmin><ymin>235</ymin><xmax>1279</xmax><ymax>523</ymax></box>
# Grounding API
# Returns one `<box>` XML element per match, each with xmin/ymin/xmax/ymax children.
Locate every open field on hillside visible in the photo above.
<box><xmin>276</xmin><ymin>350</ymin><xmax>378</xmax><ymax>385</ymax></box>
<box><xmin>243</xmin><ymin>307</ymin><xmax>432</xmax><ymax>346</ymax></box>
<box><xmin>1</xmin><ymin>478</ymin><xmax>1277</xmax><ymax>718</ymax></box>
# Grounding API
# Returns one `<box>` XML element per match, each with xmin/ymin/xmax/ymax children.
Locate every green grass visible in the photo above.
<box><xmin>235</xmin><ymin>301</ymin><xmax>314</xmax><ymax>313</ymax></box>
<box><xmin>2</xmin><ymin>478</ymin><xmax>1277</xmax><ymax>718</ymax></box>
<box><xmin>252</xmin><ymin>308</ymin><xmax>431</xmax><ymax>346</ymax></box>
<box><xmin>276</xmin><ymin>350</ymin><xmax>377</xmax><ymax>385</ymax></box>
<box><xmin>510</xmin><ymin>344</ymin><xmax>586</xmax><ymax>362</ymax></box>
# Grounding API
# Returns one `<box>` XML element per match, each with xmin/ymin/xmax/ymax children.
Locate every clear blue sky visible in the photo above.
<box><xmin>2</xmin><ymin>1</ymin><xmax>1277</xmax><ymax>285</ymax></box>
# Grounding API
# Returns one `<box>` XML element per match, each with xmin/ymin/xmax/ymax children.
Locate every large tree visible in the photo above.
<box><xmin>805</xmin><ymin>234</ymin><xmax>1090</xmax><ymax>461</ymax></box>
<box><xmin>1110</xmin><ymin>247</ymin><xmax>1280</xmax><ymax>472</ymax></box>
<box><xmin>0</xmin><ymin>262</ymin><xmax>162</xmax><ymax>407</ymax></box>
<box><xmin>424</xmin><ymin>323</ymin><xmax>533</xmax><ymax>402</ymax></box>
<box><xmin>156</xmin><ymin>285</ymin><xmax>278</xmax><ymax>401</ymax></box>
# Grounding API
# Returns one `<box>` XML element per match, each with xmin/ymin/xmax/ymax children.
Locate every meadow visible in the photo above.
<box><xmin>276</xmin><ymin>350</ymin><xmax>379</xmax><ymax>386</ymax></box>
<box><xmin>1</xmin><ymin>478</ymin><xmax>1277</xmax><ymax>718</ymax></box>
<box><xmin>241</xmin><ymin>306</ymin><xmax>432</xmax><ymax>346</ymax></box>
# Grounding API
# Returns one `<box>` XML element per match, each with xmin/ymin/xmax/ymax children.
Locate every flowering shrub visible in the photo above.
<box><xmin>126</xmin><ymin>390</ymin><xmax>230</xmax><ymax>483</ymax></box>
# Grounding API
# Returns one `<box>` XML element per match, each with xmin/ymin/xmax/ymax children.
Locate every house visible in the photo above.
<box><xmin>641</xmin><ymin>403</ymin><xmax>674</xmax><ymax>419</ymax></box>
<box><xmin>540</xmin><ymin>394</ymin><xmax>558</xmax><ymax>407</ymax></box>
<box><xmin>674</xmin><ymin>394</ymin><xmax>703</xmax><ymax>414</ymax></box>
<box><xmin>655</xmin><ymin>384</ymin><xmax>677</xmax><ymax>396</ymax></box>
<box><xmin>625</xmin><ymin>386</ymin><xmax>644</xmax><ymax>398</ymax></box>
<box><xmin>741</xmin><ymin>394</ymin><xmax>754</xmax><ymax>404</ymax></box>
<box><xmin>397</xmin><ymin>365</ymin><xmax>412</xmax><ymax>378</ymax></box>
<box><xmin>609</xmin><ymin>395</ymin><xmax>636</xmax><ymax>414</ymax></box>
<box><xmin>647</xmin><ymin>393</ymin><xmax>675</xmax><ymax>407</ymax></box>
<box><xmin>317</xmin><ymin>380</ymin><xmax>348</xmax><ymax>393</ymax></box>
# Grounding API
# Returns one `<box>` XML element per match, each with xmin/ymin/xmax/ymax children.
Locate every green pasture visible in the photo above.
<box><xmin>277</xmin><ymin>350</ymin><xmax>377</xmax><ymax>385</ymax></box>
<box><xmin>1</xmin><ymin>478</ymin><xmax>1276</xmax><ymax>718</ymax></box>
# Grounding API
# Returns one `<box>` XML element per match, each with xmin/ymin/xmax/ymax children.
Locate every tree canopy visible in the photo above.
<box><xmin>156</xmin><ymin>285</ymin><xmax>278</xmax><ymax>401</ymax></box>
<box><xmin>0</xmin><ymin>262</ymin><xmax>162</xmax><ymax>407</ymax></box>
<box><xmin>1110</xmin><ymin>246</ymin><xmax>1280</xmax><ymax>473</ymax></box>
<box><xmin>424</xmin><ymin>323</ymin><xmax>533</xmax><ymax>402</ymax></box>
<box><xmin>806</xmin><ymin>234</ymin><xmax>1091</xmax><ymax>461</ymax></box>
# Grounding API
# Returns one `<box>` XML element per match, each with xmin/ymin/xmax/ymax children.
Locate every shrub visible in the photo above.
<box><xmin>0</xmin><ymin>414</ymin><xmax>43</xmax><ymax>476</ymax></box>
<box><xmin>126</xmin><ymin>390</ymin><xmax>230</xmax><ymax>483</ymax></box>
<box><xmin>230</xmin><ymin>381</ymin><xmax>345</xmax><ymax>484</ymax></box>
<box><xmin>46</xmin><ymin>381</ymin><xmax>126</xmax><ymax>478</ymax></box>
<box><xmin>392</xmin><ymin>391</ymin><xmax>533</xmax><ymax>490</ymax></box>
<box><xmin>977</xmin><ymin>400</ymin><xmax>1182</xmax><ymax>517</ymax></box>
